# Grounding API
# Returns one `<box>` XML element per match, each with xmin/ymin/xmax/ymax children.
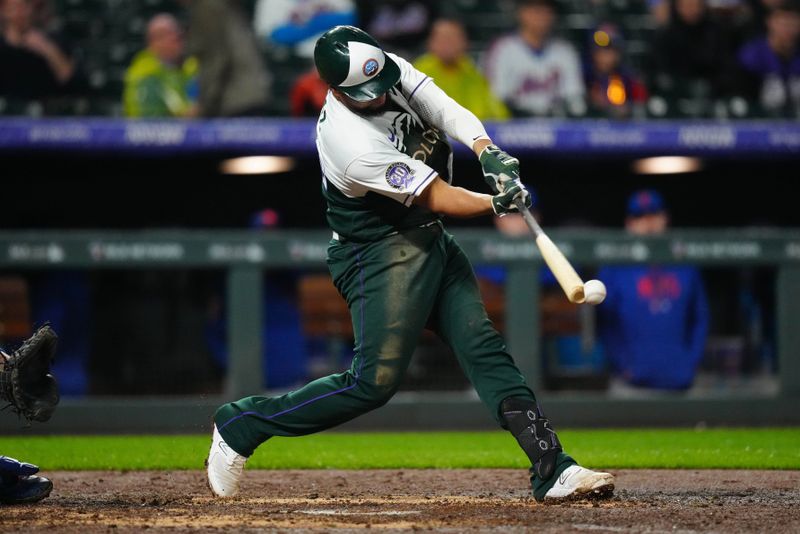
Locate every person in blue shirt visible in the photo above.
<box><xmin>598</xmin><ymin>190</ymin><xmax>709</xmax><ymax>391</ymax></box>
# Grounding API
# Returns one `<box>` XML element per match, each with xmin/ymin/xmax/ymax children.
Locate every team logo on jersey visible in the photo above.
<box><xmin>363</xmin><ymin>58</ymin><xmax>380</xmax><ymax>77</ymax></box>
<box><xmin>385</xmin><ymin>162</ymin><xmax>414</xmax><ymax>190</ymax></box>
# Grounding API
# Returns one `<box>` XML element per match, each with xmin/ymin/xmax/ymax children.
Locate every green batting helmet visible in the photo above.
<box><xmin>314</xmin><ymin>26</ymin><xmax>400</xmax><ymax>102</ymax></box>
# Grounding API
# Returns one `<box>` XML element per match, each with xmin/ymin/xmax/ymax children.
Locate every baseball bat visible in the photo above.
<box><xmin>514</xmin><ymin>198</ymin><xmax>586</xmax><ymax>304</ymax></box>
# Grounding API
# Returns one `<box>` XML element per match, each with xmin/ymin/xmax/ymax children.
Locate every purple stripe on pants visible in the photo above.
<box><xmin>218</xmin><ymin>244</ymin><xmax>366</xmax><ymax>433</ymax></box>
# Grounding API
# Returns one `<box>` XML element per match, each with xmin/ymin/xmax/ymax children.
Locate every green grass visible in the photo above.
<box><xmin>1</xmin><ymin>429</ymin><xmax>798</xmax><ymax>471</ymax></box>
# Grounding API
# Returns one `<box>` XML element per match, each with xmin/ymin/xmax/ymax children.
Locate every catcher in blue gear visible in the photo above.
<box><xmin>0</xmin><ymin>325</ymin><xmax>59</xmax><ymax>504</ymax></box>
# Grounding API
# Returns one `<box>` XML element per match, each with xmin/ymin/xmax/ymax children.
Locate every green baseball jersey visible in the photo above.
<box><xmin>316</xmin><ymin>53</ymin><xmax>458</xmax><ymax>243</ymax></box>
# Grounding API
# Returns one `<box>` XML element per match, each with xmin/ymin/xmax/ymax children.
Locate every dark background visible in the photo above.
<box><xmin>3</xmin><ymin>151</ymin><xmax>797</xmax><ymax>230</ymax></box>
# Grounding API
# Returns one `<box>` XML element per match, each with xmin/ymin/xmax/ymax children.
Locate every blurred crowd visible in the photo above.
<box><xmin>0</xmin><ymin>0</ymin><xmax>798</xmax><ymax>119</ymax></box>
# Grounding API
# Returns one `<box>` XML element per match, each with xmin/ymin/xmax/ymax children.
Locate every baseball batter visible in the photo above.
<box><xmin>207</xmin><ymin>25</ymin><xmax>614</xmax><ymax>502</ymax></box>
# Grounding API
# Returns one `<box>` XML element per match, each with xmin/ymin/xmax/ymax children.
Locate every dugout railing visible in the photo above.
<box><xmin>0</xmin><ymin>228</ymin><xmax>798</xmax><ymax>433</ymax></box>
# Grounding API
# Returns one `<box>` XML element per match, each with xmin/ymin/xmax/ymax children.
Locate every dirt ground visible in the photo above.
<box><xmin>1</xmin><ymin>469</ymin><xmax>798</xmax><ymax>533</ymax></box>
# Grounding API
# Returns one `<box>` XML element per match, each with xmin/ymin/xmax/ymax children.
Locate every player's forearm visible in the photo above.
<box><xmin>472</xmin><ymin>138</ymin><xmax>493</xmax><ymax>157</ymax></box>
<box><xmin>414</xmin><ymin>177</ymin><xmax>493</xmax><ymax>218</ymax></box>
<box><xmin>432</xmin><ymin>186</ymin><xmax>493</xmax><ymax>218</ymax></box>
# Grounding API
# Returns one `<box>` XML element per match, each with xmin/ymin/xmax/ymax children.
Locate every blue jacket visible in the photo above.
<box><xmin>597</xmin><ymin>265</ymin><xmax>709</xmax><ymax>390</ymax></box>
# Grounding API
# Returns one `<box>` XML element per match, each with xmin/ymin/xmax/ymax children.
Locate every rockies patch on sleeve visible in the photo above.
<box><xmin>385</xmin><ymin>162</ymin><xmax>415</xmax><ymax>190</ymax></box>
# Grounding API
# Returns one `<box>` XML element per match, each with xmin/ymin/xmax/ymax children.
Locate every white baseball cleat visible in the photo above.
<box><xmin>543</xmin><ymin>465</ymin><xmax>615</xmax><ymax>501</ymax></box>
<box><xmin>206</xmin><ymin>424</ymin><xmax>247</xmax><ymax>497</ymax></box>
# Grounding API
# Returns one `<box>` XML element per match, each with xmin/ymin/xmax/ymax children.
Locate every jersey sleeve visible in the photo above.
<box><xmin>388</xmin><ymin>52</ymin><xmax>489</xmax><ymax>148</ymax></box>
<box><xmin>343</xmin><ymin>150</ymin><xmax>439</xmax><ymax>207</ymax></box>
<box><xmin>391</xmin><ymin>51</ymin><xmax>435</xmax><ymax>102</ymax></box>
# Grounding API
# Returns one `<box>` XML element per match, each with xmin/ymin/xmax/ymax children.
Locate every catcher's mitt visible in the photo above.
<box><xmin>0</xmin><ymin>325</ymin><xmax>59</xmax><ymax>422</ymax></box>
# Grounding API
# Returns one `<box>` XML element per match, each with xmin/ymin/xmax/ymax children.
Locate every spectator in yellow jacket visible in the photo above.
<box><xmin>413</xmin><ymin>18</ymin><xmax>510</xmax><ymax>121</ymax></box>
<box><xmin>123</xmin><ymin>13</ymin><xmax>198</xmax><ymax>118</ymax></box>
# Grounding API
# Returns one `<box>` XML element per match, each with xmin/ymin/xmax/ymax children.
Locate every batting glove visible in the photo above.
<box><xmin>491</xmin><ymin>181</ymin><xmax>531</xmax><ymax>216</ymax></box>
<box><xmin>479</xmin><ymin>144</ymin><xmax>520</xmax><ymax>193</ymax></box>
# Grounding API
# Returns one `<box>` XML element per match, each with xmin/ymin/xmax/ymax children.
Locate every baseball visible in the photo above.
<box><xmin>583</xmin><ymin>279</ymin><xmax>607</xmax><ymax>305</ymax></box>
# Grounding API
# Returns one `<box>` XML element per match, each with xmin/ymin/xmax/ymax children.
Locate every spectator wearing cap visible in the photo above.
<box><xmin>584</xmin><ymin>23</ymin><xmax>648</xmax><ymax>118</ymax></box>
<box><xmin>597</xmin><ymin>190</ymin><xmax>710</xmax><ymax>392</ymax></box>
<box><xmin>123</xmin><ymin>14</ymin><xmax>198</xmax><ymax>118</ymax></box>
<box><xmin>485</xmin><ymin>0</ymin><xmax>586</xmax><ymax>117</ymax></box>
<box><xmin>650</xmin><ymin>0</ymin><xmax>739</xmax><ymax>105</ymax></box>
<box><xmin>413</xmin><ymin>18</ymin><xmax>510</xmax><ymax>120</ymax></box>
<box><xmin>737</xmin><ymin>0</ymin><xmax>800</xmax><ymax>117</ymax></box>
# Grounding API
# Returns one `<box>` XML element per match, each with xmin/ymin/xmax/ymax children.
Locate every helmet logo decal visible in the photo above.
<box><xmin>338</xmin><ymin>41</ymin><xmax>386</xmax><ymax>87</ymax></box>
<box><xmin>363</xmin><ymin>58</ymin><xmax>380</xmax><ymax>77</ymax></box>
